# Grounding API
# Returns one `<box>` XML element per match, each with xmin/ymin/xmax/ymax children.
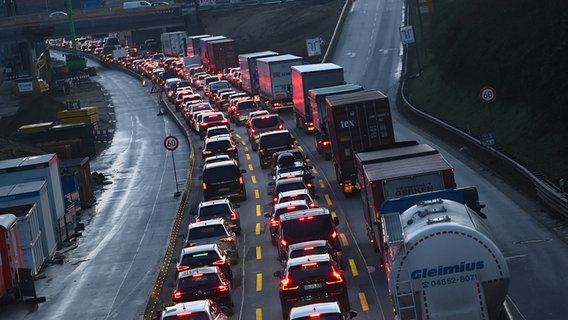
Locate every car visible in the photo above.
<box><xmin>285</xmin><ymin>240</ymin><xmax>344</xmax><ymax>270</ymax></box>
<box><xmin>216</xmin><ymin>90</ymin><xmax>237</xmax><ymax>110</ymax></box>
<box><xmin>201</xmin><ymin>135</ymin><xmax>239</xmax><ymax>165</ymax></box>
<box><xmin>205</xmin><ymin>125</ymin><xmax>235</xmax><ymax>144</ymax></box>
<box><xmin>271</xmin><ymin>150</ymin><xmax>310</xmax><ymax>174</ymax></box>
<box><xmin>160</xmin><ymin>300</ymin><xmax>229</xmax><ymax>320</ymax></box>
<box><xmin>258</xmin><ymin>130</ymin><xmax>295</xmax><ymax>169</ymax></box>
<box><xmin>288</xmin><ymin>302</ymin><xmax>357</xmax><ymax>320</ymax></box>
<box><xmin>274</xmin><ymin>254</ymin><xmax>350</xmax><ymax>319</ymax></box>
<box><xmin>194</xmin><ymin>111</ymin><xmax>215</xmax><ymax>134</ymax></box>
<box><xmin>265</xmin><ymin>200</ymin><xmax>311</xmax><ymax>246</ymax></box>
<box><xmin>48</xmin><ymin>11</ymin><xmax>67</xmax><ymax>18</ymax></box>
<box><xmin>245</xmin><ymin>110</ymin><xmax>270</xmax><ymax>128</ymax></box>
<box><xmin>173</xmin><ymin>267</ymin><xmax>234</xmax><ymax>315</ymax></box>
<box><xmin>201</xmin><ymin>159</ymin><xmax>247</xmax><ymax>201</ymax></box>
<box><xmin>272</xmin><ymin>169</ymin><xmax>316</xmax><ymax>197</ymax></box>
<box><xmin>269</xmin><ymin>176</ymin><xmax>311</xmax><ymax>204</ymax></box>
<box><xmin>193</xmin><ymin>198</ymin><xmax>241</xmax><ymax>235</ymax></box>
<box><xmin>187</xmin><ymin>102</ymin><xmax>214</xmax><ymax>126</ymax></box>
<box><xmin>276</xmin><ymin>188</ymin><xmax>318</xmax><ymax>207</ymax></box>
<box><xmin>277</xmin><ymin>208</ymin><xmax>341</xmax><ymax>260</ymax></box>
<box><xmin>198</xmin><ymin>112</ymin><xmax>229</xmax><ymax>139</ymax></box>
<box><xmin>184</xmin><ymin>218</ymin><xmax>239</xmax><ymax>264</ymax></box>
<box><xmin>175</xmin><ymin>243</ymin><xmax>233</xmax><ymax>282</ymax></box>
<box><xmin>248</xmin><ymin>113</ymin><xmax>284</xmax><ymax>151</ymax></box>
<box><xmin>203</xmin><ymin>76</ymin><xmax>221</xmax><ymax>95</ymax></box>
<box><xmin>231</xmin><ymin>99</ymin><xmax>261</xmax><ymax>126</ymax></box>
<box><xmin>179</xmin><ymin>93</ymin><xmax>203</xmax><ymax>112</ymax></box>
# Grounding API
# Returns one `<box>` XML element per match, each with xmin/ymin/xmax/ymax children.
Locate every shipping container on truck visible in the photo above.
<box><xmin>187</xmin><ymin>34</ymin><xmax>211</xmax><ymax>58</ymax></box>
<box><xmin>0</xmin><ymin>205</ymin><xmax>44</xmax><ymax>276</ymax></box>
<box><xmin>161</xmin><ymin>31</ymin><xmax>188</xmax><ymax>57</ymax></box>
<box><xmin>0</xmin><ymin>214</ymin><xmax>24</xmax><ymax>302</ymax></box>
<box><xmin>256</xmin><ymin>54</ymin><xmax>303</xmax><ymax>112</ymax></box>
<box><xmin>355</xmin><ymin>141</ymin><xmax>457</xmax><ymax>252</ymax></box>
<box><xmin>238</xmin><ymin>51</ymin><xmax>279</xmax><ymax>97</ymax></box>
<box><xmin>0</xmin><ymin>181</ymin><xmax>58</xmax><ymax>261</ymax></box>
<box><xmin>326</xmin><ymin>90</ymin><xmax>395</xmax><ymax>196</ymax></box>
<box><xmin>291</xmin><ymin>63</ymin><xmax>344</xmax><ymax>134</ymax></box>
<box><xmin>379</xmin><ymin>188</ymin><xmax>508</xmax><ymax>320</ymax></box>
<box><xmin>199</xmin><ymin>36</ymin><xmax>227</xmax><ymax>72</ymax></box>
<box><xmin>206</xmin><ymin>39</ymin><xmax>238</xmax><ymax>76</ymax></box>
<box><xmin>308</xmin><ymin>84</ymin><xmax>364</xmax><ymax>159</ymax></box>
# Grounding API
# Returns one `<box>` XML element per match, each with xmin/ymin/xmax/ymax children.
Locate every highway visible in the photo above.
<box><xmin>3</xmin><ymin>0</ymin><xmax>568</xmax><ymax>319</ymax></box>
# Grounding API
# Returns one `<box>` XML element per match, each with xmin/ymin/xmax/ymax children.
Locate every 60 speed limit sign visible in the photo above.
<box><xmin>164</xmin><ymin>135</ymin><xmax>179</xmax><ymax>151</ymax></box>
<box><xmin>480</xmin><ymin>86</ymin><xmax>496</xmax><ymax>103</ymax></box>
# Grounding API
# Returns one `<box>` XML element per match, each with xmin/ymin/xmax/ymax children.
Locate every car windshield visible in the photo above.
<box><xmin>178</xmin><ymin>273</ymin><xmax>220</xmax><ymax>290</ymax></box>
<box><xmin>203</xmin><ymin>166</ymin><xmax>240</xmax><ymax>183</ymax></box>
<box><xmin>252</xmin><ymin>116</ymin><xmax>280</xmax><ymax>128</ymax></box>
<box><xmin>205</xmin><ymin>140</ymin><xmax>233</xmax><ymax>151</ymax></box>
<box><xmin>288</xmin><ymin>261</ymin><xmax>333</xmax><ymax>282</ymax></box>
<box><xmin>260</xmin><ymin>133</ymin><xmax>293</xmax><ymax>148</ymax></box>
<box><xmin>188</xmin><ymin>225</ymin><xmax>227</xmax><ymax>240</ymax></box>
<box><xmin>275</xmin><ymin>182</ymin><xmax>307</xmax><ymax>195</ymax></box>
<box><xmin>275</xmin><ymin>205</ymin><xmax>309</xmax><ymax>218</ymax></box>
<box><xmin>203</xmin><ymin>114</ymin><xmax>225</xmax><ymax>123</ymax></box>
<box><xmin>236</xmin><ymin>100</ymin><xmax>258</xmax><ymax>111</ymax></box>
<box><xmin>199</xmin><ymin>203</ymin><xmax>231</xmax><ymax>219</ymax></box>
<box><xmin>207</xmin><ymin>128</ymin><xmax>230</xmax><ymax>137</ymax></box>
<box><xmin>282</xmin><ymin>216</ymin><xmax>333</xmax><ymax>244</ymax></box>
<box><xmin>163</xmin><ymin>312</ymin><xmax>210</xmax><ymax>320</ymax></box>
<box><xmin>180</xmin><ymin>250</ymin><xmax>220</xmax><ymax>267</ymax></box>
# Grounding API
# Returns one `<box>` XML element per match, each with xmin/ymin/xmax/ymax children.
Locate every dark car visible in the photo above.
<box><xmin>258</xmin><ymin>130</ymin><xmax>296</xmax><ymax>169</ymax></box>
<box><xmin>173</xmin><ymin>266</ymin><xmax>234</xmax><ymax>315</ymax></box>
<box><xmin>248</xmin><ymin>113</ymin><xmax>284</xmax><ymax>151</ymax></box>
<box><xmin>198</xmin><ymin>112</ymin><xmax>230</xmax><ymax>139</ymax></box>
<box><xmin>176</xmin><ymin>243</ymin><xmax>233</xmax><ymax>282</ymax></box>
<box><xmin>271</xmin><ymin>150</ymin><xmax>310</xmax><ymax>174</ymax></box>
<box><xmin>269</xmin><ymin>176</ymin><xmax>310</xmax><ymax>204</ymax></box>
<box><xmin>201</xmin><ymin>160</ymin><xmax>247</xmax><ymax>201</ymax></box>
<box><xmin>264</xmin><ymin>200</ymin><xmax>310</xmax><ymax>246</ymax></box>
<box><xmin>231</xmin><ymin>99</ymin><xmax>261</xmax><ymax>125</ymax></box>
<box><xmin>277</xmin><ymin>208</ymin><xmax>341</xmax><ymax>259</ymax></box>
<box><xmin>201</xmin><ymin>135</ymin><xmax>238</xmax><ymax>164</ymax></box>
<box><xmin>184</xmin><ymin>218</ymin><xmax>239</xmax><ymax>264</ymax></box>
<box><xmin>271</xmin><ymin>169</ymin><xmax>315</xmax><ymax>197</ymax></box>
<box><xmin>274</xmin><ymin>253</ymin><xmax>350</xmax><ymax>318</ymax></box>
<box><xmin>193</xmin><ymin>198</ymin><xmax>241</xmax><ymax>235</ymax></box>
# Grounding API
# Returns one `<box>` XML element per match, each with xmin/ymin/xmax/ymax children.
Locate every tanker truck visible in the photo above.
<box><xmin>379</xmin><ymin>188</ymin><xmax>509</xmax><ymax>320</ymax></box>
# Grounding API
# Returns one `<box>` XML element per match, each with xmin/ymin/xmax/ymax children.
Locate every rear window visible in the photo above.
<box><xmin>180</xmin><ymin>250</ymin><xmax>219</xmax><ymax>266</ymax></box>
<box><xmin>178</xmin><ymin>273</ymin><xmax>220</xmax><ymax>290</ymax></box>
<box><xmin>205</xmin><ymin>140</ymin><xmax>232</xmax><ymax>151</ymax></box>
<box><xmin>203</xmin><ymin>114</ymin><xmax>225</xmax><ymax>122</ymax></box>
<box><xmin>280</xmin><ymin>194</ymin><xmax>310</xmax><ymax>203</ymax></box>
<box><xmin>203</xmin><ymin>165</ymin><xmax>240</xmax><ymax>183</ymax></box>
<box><xmin>259</xmin><ymin>132</ymin><xmax>293</xmax><ymax>148</ymax></box>
<box><xmin>291</xmin><ymin>315</ymin><xmax>343</xmax><ymax>320</ymax></box>
<box><xmin>236</xmin><ymin>100</ymin><xmax>258</xmax><ymax>111</ymax></box>
<box><xmin>207</xmin><ymin>127</ymin><xmax>230</xmax><ymax>137</ymax></box>
<box><xmin>288</xmin><ymin>261</ymin><xmax>333</xmax><ymax>282</ymax></box>
<box><xmin>199</xmin><ymin>203</ymin><xmax>231</xmax><ymax>219</ymax></box>
<box><xmin>188</xmin><ymin>224</ymin><xmax>227</xmax><ymax>240</ymax></box>
<box><xmin>289</xmin><ymin>245</ymin><xmax>328</xmax><ymax>259</ymax></box>
<box><xmin>163</xmin><ymin>312</ymin><xmax>209</xmax><ymax>320</ymax></box>
<box><xmin>251</xmin><ymin>116</ymin><xmax>280</xmax><ymax>129</ymax></box>
<box><xmin>281</xmin><ymin>215</ymin><xmax>334</xmax><ymax>244</ymax></box>
<box><xmin>275</xmin><ymin>182</ymin><xmax>306</xmax><ymax>195</ymax></box>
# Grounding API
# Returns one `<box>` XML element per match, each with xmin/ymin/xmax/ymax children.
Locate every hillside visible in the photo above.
<box><xmin>404</xmin><ymin>0</ymin><xmax>568</xmax><ymax>187</ymax></box>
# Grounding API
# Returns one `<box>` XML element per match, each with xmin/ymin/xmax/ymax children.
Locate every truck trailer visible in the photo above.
<box><xmin>199</xmin><ymin>36</ymin><xmax>227</xmax><ymax>72</ymax></box>
<box><xmin>379</xmin><ymin>188</ymin><xmax>509</xmax><ymax>320</ymax></box>
<box><xmin>326</xmin><ymin>90</ymin><xmax>395</xmax><ymax>195</ymax></box>
<box><xmin>355</xmin><ymin>141</ymin><xmax>456</xmax><ymax>251</ymax></box>
<box><xmin>238</xmin><ymin>51</ymin><xmax>279</xmax><ymax>97</ymax></box>
<box><xmin>257</xmin><ymin>54</ymin><xmax>303</xmax><ymax>112</ymax></box>
<box><xmin>291</xmin><ymin>63</ymin><xmax>344</xmax><ymax>134</ymax></box>
<box><xmin>308</xmin><ymin>83</ymin><xmax>364</xmax><ymax>159</ymax></box>
<box><xmin>205</xmin><ymin>39</ymin><xmax>238</xmax><ymax>75</ymax></box>
<box><xmin>160</xmin><ymin>31</ymin><xmax>188</xmax><ymax>57</ymax></box>
<box><xmin>187</xmin><ymin>34</ymin><xmax>211</xmax><ymax>58</ymax></box>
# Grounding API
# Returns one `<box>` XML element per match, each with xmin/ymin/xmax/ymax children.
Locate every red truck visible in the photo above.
<box><xmin>326</xmin><ymin>90</ymin><xmax>395</xmax><ymax>195</ymax></box>
<box><xmin>0</xmin><ymin>214</ymin><xmax>24</xmax><ymax>302</ymax></box>
<box><xmin>204</xmin><ymin>39</ymin><xmax>238</xmax><ymax>76</ymax></box>
<box><xmin>355</xmin><ymin>141</ymin><xmax>457</xmax><ymax>252</ymax></box>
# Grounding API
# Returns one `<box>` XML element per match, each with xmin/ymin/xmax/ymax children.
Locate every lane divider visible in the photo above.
<box><xmin>324</xmin><ymin>194</ymin><xmax>333</xmax><ymax>206</ymax></box>
<box><xmin>251</xmin><ymin>176</ymin><xmax>256</xmax><ymax>184</ymax></box>
<box><xmin>248</xmin><ymin>164</ymin><xmax>254</xmax><ymax>171</ymax></box>
<box><xmin>318</xmin><ymin>179</ymin><xmax>326</xmax><ymax>189</ymax></box>
<box><xmin>256</xmin><ymin>273</ymin><xmax>262</xmax><ymax>291</ymax></box>
<box><xmin>256</xmin><ymin>246</ymin><xmax>262</xmax><ymax>260</ymax></box>
<box><xmin>349</xmin><ymin>258</ymin><xmax>358</xmax><ymax>276</ymax></box>
<box><xmin>340</xmin><ymin>233</ymin><xmax>349</xmax><ymax>246</ymax></box>
<box><xmin>256</xmin><ymin>204</ymin><xmax>261</xmax><ymax>217</ymax></box>
<box><xmin>255</xmin><ymin>189</ymin><xmax>260</xmax><ymax>199</ymax></box>
<box><xmin>359</xmin><ymin>292</ymin><xmax>369</xmax><ymax>311</ymax></box>
<box><xmin>256</xmin><ymin>308</ymin><xmax>262</xmax><ymax>320</ymax></box>
<box><xmin>255</xmin><ymin>223</ymin><xmax>261</xmax><ymax>235</ymax></box>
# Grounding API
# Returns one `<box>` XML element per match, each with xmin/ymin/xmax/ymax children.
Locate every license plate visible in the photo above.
<box><xmin>303</xmin><ymin>283</ymin><xmax>322</xmax><ymax>290</ymax></box>
<box><xmin>239</xmin><ymin>116</ymin><xmax>247</xmax><ymax>120</ymax></box>
<box><xmin>219</xmin><ymin>187</ymin><xmax>230</xmax><ymax>192</ymax></box>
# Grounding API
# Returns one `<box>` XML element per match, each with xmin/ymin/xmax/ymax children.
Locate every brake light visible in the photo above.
<box><xmin>173</xmin><ymin>290</ymin><xmax>182</xmax><ymax>299</ymax></box>
<box><xmin>195</xmin><ymin>218</ymin><xmax>201</xmax><ymax>222</ymax></box>
<box><xmin>273</xmin><ymin>197</ymin><xmax>278</xmax><ymax>203</ymax></box>
<box><xmin>250</xmin><ymin>128</ymin><xmax>256</xmax><ymax>134</ymax></box>
<box><xmin>307</xmin><ymin>183</ymin><xmax>313</xmax><ymax>188</ymax></box>
<box><xmin>212</xmin><ymin>259</ymin><xmax>225</xmax><ymax>265</ymax></box>
<box><xmin>280</xmin><ymin>239</ymin><xmax>287</xmax><ymax>247</ymax></box>
<box><xmin>222</xmin><ymin>119</ymin><xmax>228</xmax><ymax>124</ymax></box>
<box><xmin>322</xmin><ymin>141</ymin><xmax>330</xmax><ymax>146</ymax></box>
<box><xmin>269</xmin><ymin>219</ymin><xmax>280</xmax><ymax>227</ymax></box>
<box><xmin>227</xmin><ymin>147</ymin><xmax>236</xmax><ymax>151</ymax></box>
<box><xmin>177</xmin><ymin>311</ymin><xmax>194</xmax><ymax>317</ymax></box>
<box><xmin>239</xmin><ymin>176</ymin><xmax>244</xmax><ymax>185</ymax></box>
<box><xmin>326</xmin><ymin>270</ymin><xmax>344</xmax><ymax>284</ymax></box>
<box><xmin>298</xmin><ymin>216</ymin><xmax>315</xmax><ymax>221</ymax></box>
<box><xmin>259</xmin><ymin>148</ymin><xmax>264</xmax><ymax>154</ymax></box>
<box><xmin>202</xmin><ymin>182</ymin><xmax>207</xmax><ymax>190</ymax></box>
<box><xmin>286</xmin><ymin>206</ymin><xmax>296</xmax><ymax>210</ymax></box>
<box><xmin>308</xmin><ymin>203</ymin><xmax>317</xmax><ymax>208</ymax></box>
<box><xmin>281</xmin><ymin>277</ymin><xmax>299</xmax><ymax>291</ymax></box>
<box><xmin>278</xmin><ymin>123</ymin><xmax>284</xmax><ymax>129</ymax></box>
<box><xmin>301</xmin><ymin>262</ymin><xmax>318</xmax><ymax>267</ymax></box>
<box><xmin>236</xmin><ymin>112</ymin><xmax>241</xmax><ymax>116</ymax></box>
<box><xmin>202</xmin><ymin>150</ymin><xmax>212</xmax><ymax>155</ymax></box>
<box><xmin>331</xmin><ymin>231</ymin><xmax>338</xmax><ymax>239</ymax></box>
<box><xmin>230</xmin><ymin>212</ymin><xmax>238</xmax><ymax>220</ymax></box>
<box><xmin>176</xmin><ymin>265</ymin><xmax>190</xmax><ymax>272</ymax></box>
<box><xmin>220</xmin><ymin>237</ymin><xmax>233</xmax><ymax>242</ymax></box>
<box><xmin>309</xmin><ymin>313</ymin><xmax>322</xmax><ymax>319</ymax></box>
<box><xmin>218</xmin><ymin>284</ymin><xmax>228</xmax><ymax>292</ymax></box>
<box><xmin>302</xmin><ymin>246</ymin><xmax>315</xmax><ymax>251</ymax></box>
<box><xmin>191</xmin><ymin>273</ymin><xmax>204</xmax><ymax>278</ymax></box>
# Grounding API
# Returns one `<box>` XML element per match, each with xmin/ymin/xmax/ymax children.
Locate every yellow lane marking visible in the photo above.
<box><xmin>298</xmin><ymin>145</ymin><xmax>304</xmax><ymax>152</ymax></box>
<box><xmin>256</xmin><ymin>273</ymin><xmax>262</xmax><ymax>291</ymax></box>
<box><xmin>319</xmin><ymin>179</ymin><xmax>326</xmax><ymax>189</ymax></box>
<box><xmin>312</xmin><ymin>167</ymin><xmax>318</xmax><ymax>174</ymax></box>
<box><xmin>255</xmin><ymin>189</ymin><xmax>260</xmax><ymax>199</ymax></box>
<box><xmin>255</xmin><ymin>223</ymin><xmax>260</xmax><ymax>235</ymax></box>
<box><xmin>340</xmin><ymin>233</ymin><xmax>349</xmax><ymax>246</ymax></box>
<box><xmin>256</xmin><ymin>308</ymin><xmax>262</xmax><ymax>320</ymax></box>
<box><xmin>324</xmin><ymin>194</ymin><xmax>332</xmax><ymax>206</ymax></box>
<box><xmin>251</xmin><ymin>176</ymin><xmax>257</xmax><ymax>184</ymax></box>
<box><xmin>256</xmin><ymin>204</ymin><xmax>261</xmax><ymax>217</ymax></box>
<box><xmin>359</xmin><ymin>292</ymin><xmax>369</xmax><ymax>311</ymax></box>
<box><xmin>349</xmin><ymin>259</ymin><xmax>358</xmax><ymax>277</ymax></box>
<box><xmin>256</xmin><ymin>246</ymin><xmax>262</xmax><ymax>260</ymax></box>
<box><xmin>235</xmin><ymin>134</ymin><xmax>242</xmax><ymax>139</ymax></box>
<box><xmin>245</xmin><ymin>146</ymin><xmax>249</xmax><ymax>152</ymax></box>
<box><xmin>246</xmin><ymin>153</ymin><xmax>251</xmax><ymax>160</ymax></box>
<box><xmin>248</xmin><ymin>164</ymin><xmax>254</xmax><ymax>171</ymax></box>
<box><xmin>241</xmin><ymin>140</ymin><xmax>246</xmax><ymax>146</ymax></box>
<box><xmin>331</xmin><ymin>211</ymin><xmax>337</xmax><ymax>219</ymax></box>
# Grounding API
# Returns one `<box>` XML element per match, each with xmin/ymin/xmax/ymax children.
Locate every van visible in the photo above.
<box><xmin>123</xmin><ymin>1</ymin><xmax>151</xmax><ymax>8</ymax></box>
<box><xmin>201</xmin><ymin>159</ymin><xmax>247</xmax><ymax>201</ymax></box>
<box><xmin>257</xmin><ymin>129</ymin><xmax>295</xmax><ymax>169</ymax></box>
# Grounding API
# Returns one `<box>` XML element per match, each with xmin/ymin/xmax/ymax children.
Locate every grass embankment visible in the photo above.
<box><xmin>404</xmin><ymin>0</ymin><xmax>568</xmax><ymax>188</ymax></box>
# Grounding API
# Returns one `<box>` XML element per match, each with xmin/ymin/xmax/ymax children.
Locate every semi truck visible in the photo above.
<box><xmin>204</xmin><ymin>39</ymin><xmax>238</xmax><ymax>75</ymax></box>
<box><xmin>199</xmin><ymin>36</ymin><xmax>227</xmax><ymax>72</ymax></box>
<box><xmin>355</xmin><ymin>141</ymin><xmax>457</xmax><ymax>251</ymax></box>
<box><xmin>256</xmin><ymin>54</ymin><xmax>303</xmax><ymax>112</ymax></box>
<box><xmin>187</xmin><ymin>34</ymin><xmax>211</xmax><ymax>58</ymax></box>
<box><xmin>291</xmin><ymin>63</ymin><xmax>344</xmax><ymax>134</ymax></box>
<box><xmin>238</xmin><ymin>51</ymin><xmax>279</xmax><ymax>97</ymax></box>
<box><xmin>308</xmin><ymin>83</ymin><xmax>364</xmax><ymax>159</ymax></box>
<box><xmin>161</xmin><ymin>31</ymin><xmax>187</xmax><ymax>57</ymax></box>
<box><xmin>326</xmin><ymin>90</ymin><xmax>395</xmax><ymax>195</ymax></box>
<box><xmin>379</xmin><ymin>188</ymin><xmax>509</xmax><ymax>320</ymax></box>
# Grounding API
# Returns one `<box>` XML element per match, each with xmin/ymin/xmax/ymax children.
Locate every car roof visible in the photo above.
<box><xmin>178</xmin><ymin>266</ymin><xmax>220</xmax><ymax>279</ymax></box>
<box><xmin>204</xmin><ymin>135</ymin><xmax>233</xmax><ymax>144</ymax></box>
<box><xmin>207</xmin><ymin>125</ymin><xmax>230</xmax><ymax>131</ymax></box>
<box><xmin>286</xmin><ymin>253</ymin><xmax>332</xmax><ymax>268</ymax></box>
<box><xmin>287</xmin><ymin>239</ymin><xmax>329</xmax><ymax>251</ymax></box>
<box><xmin>259</xmin><ymin>129</ymin><xmax>290</xmax><ymax>137</ymax></box>
<box><xmin>288</xmin><ymin>302</ymin><xmax>343</xmax><ymax>319</ymax></box>
<box><xmin>275</xmin><ymin>171</ymin><xmax>306</xmax><ymax>180</ymax></box>
<box><xmin>203</xmin><ymin>159</ymin><xmax>238</xmax><ymax>169</ymax></box>
<box><xmin>199</xmin><ymin>198</ymin><xmax>231</xmax><ymax>208</ymax></box>
<box><xmin>161</xmin><ymin>300</ymin><xmax>212</xmax><ymax>318</ymax></box>
<box><xmin>188</xmin><ymin>217</ymin><xmax>226</xmax><ymax>229</ymax></box>
<box><xmin>280</xmin><ymin>208</ymin><xmax>330</xmax><ymax>222</ymax></box>
<box><xmin>204</xmin><ymin>155</ymin><xmax>231</xmax><ymax>164</ymax></box>
<box><xmin>180</xmin><ymin>243</ymin><xmax>218</xmax><ymax>255</ymax></box>
<box><xmin>274</xmin><ymin>200</ymin><xmax>309</xmax><ymax>211</ymax></box>
<box><xmin>278</xmin><ymin>189</ymin><xmax>311</xmax><ymax>198</ymax></box>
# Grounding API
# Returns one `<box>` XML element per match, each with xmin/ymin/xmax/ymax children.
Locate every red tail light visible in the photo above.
<box><xmin>326</xmin><ymin>270</ymin><xmax>344</xmax><ymax>284</ymax></box>
<box><xmin>230</xmin><ymin>212</ymin><xmax>238</xmax><ymax>220</ymax></box>
<box><xmin>269</xmin><ymin>219</ymin><xmax>280</xmax><ymax>227</ymax></box>
<box><xmin>278</xmin><ymin>124</ymin><xmax>284</xmax><ymax>129</ymax></box>
<box><xmin>173</xmin><ymin>290</ymin><xmax>182</xmax><ymax>299</ymax></box>
<box><xmin>195</xmin><ymin>218</ymin><xmax>201</xmax><ymax>222</ymax></box>
<box><xmin>280</xmin><ymin>239</ymin><xmax>287</xmax><ymax>247</ymax></box>
<box><xmin>299</xmin><ymin>216</ymin><xmax>314</xmax><ymax>221</ymax></box>
<box><xmin>273</xmin><ymin>197</ymin><xmax>278</xmax><ymax>203</ymax></box>
<box><xmin>309</xmin><ymin>313</ymin><xmax>322</xmax><ymax>319</ymax></box>
<box><xmin>176</xmin><ymin>265</ymin><xmax>190</xmax><ymax>272</ymax></box>
<box><xmin>212</xmin><ymin>259</ymin><xmax>225</xmax><ymax>265</ymax></box>
<box><xmin>176</xmin><ymin>311</ymin><xmax>194</xmax><ymax>317</ymax></box>
<box><xmin>239</xmin><ymin>176</ymin><xmax>244</xmax><ymax>185</ymax></box>
<box><xmin>202</xmin><ymin>150</ymin><xmax>212</xmax><ymax>155</ymax></box>
<box><xmin>308</xmin><ymin>203</ymin><xmax>317</xmax><ymax>208</ymax></box>
<box><xmin>331</xmin><ymin>231</ymin><xmax>338</xmax><ymax>239</ymax></box>
<box><xmin>250</xmin><ymin>128</ymin><xmax>256</xmax><ymax>134</ymax></box>
<box><xmin>220</xmin><ymin>237</ymin><xmax>233</xmax><ymax>242</ymax></box>
<box><xmin>302</xmin><ymin>246</ymin><xmax>315</xmax><ymax>251</ymax></box>
<box><xmin>322</xmin><ymin>141</ymin><xmax>330</xmax><ymax>146</ymax></box>
<box><xmin>218</xmin><ymin>284</ymin><xmax>228</xmax><ymax>292</ymax></box>
<box><xmin>227</xmin><ymin>147</ymin><xmax>236</xmax><ymax>151</ymax></box>
<box><xmin>202</xmin><ymin>182</ymin><xmax>207</xmax><ymax>190</ymax></box>
<box><xmin>281</xmin><ymin>277</ymin><xmax>299</xmax><ymax>291</ymax></box>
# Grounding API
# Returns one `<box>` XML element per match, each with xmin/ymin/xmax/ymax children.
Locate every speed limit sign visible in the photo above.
<box><xmin>480</xmin><ymin>86</ymin><xmax>496</xmax><ymax>103</ymax></box>
<box><xmin>164</xmin><ymin>135</ymin><xmax>179</xmax><ymax>151</ymax></box>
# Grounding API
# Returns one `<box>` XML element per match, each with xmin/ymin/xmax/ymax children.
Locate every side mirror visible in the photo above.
<box><xmin>349</xmin><ymin>311</ymin><xmax>358</xmax><ymax>318</ymax></box>
<box><xmin>273</xmin><ymin>271</ymin><xmax>282</xmax><ymax>278</ymax></box>
<box><xmin>241</xmin><ymin>169</ymin><xmax>247</xmax><ymax>174</ymax></box>
<box><xmin>263</xmin><ymin>213</ymin><xmax>271</xmax><ymax>218</ymax></box>
<box><xmin>199</xmin><ymin>146</ymin><xmax>203</xmax><ymax>150</ymax></box>
<box><xmin>268</xmin><ymin>190</ymin><xmax>274</xmax><ymax>195</ymax></box>
<box><xmin>333</xmin><ymin>217</ymin><xmax>340</xmax><ymax>226</ymax></box>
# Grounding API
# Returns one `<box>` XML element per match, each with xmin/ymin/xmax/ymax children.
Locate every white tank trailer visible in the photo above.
<box><xmin>380</xmin><ymin>188</ymin><xmax>510</xmax><ymax>320</ymax></box>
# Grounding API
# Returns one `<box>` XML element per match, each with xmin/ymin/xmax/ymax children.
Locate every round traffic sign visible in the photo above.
<box><xmin>164</xmin><ymin>135</ymin><xmax>179</xmax><ymax>151</ymax></box>
<box><xmin>480</xmin><ymin>86</ymin><xmax>496</xmax><ymax>103</ymax></box>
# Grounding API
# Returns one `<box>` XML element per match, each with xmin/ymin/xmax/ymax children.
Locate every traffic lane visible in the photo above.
<box><xmin>27</xmin><ymin>60</ymin><xmax>190</xmax><ymax>319</ymax></box>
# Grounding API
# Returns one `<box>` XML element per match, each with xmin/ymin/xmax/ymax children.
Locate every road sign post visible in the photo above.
<box><xmin>164</xmin><ymin>135</ymin><xmax>181</xmax><ymax>197</ymax></box>
<box><xmin>479</xmin><ymin>86</ymin><xmax>497</xmax><ymax>146</ymax></box>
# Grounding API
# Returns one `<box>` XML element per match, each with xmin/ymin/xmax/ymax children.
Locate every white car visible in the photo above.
<box><xmin>161</xmin><ymin>299</ymin><xmax>228</xmax><ymax>320</ymax></box>
<box><xmin>288</xmin><ymin>302</ymin><xmax>357</xmax><ymax>320</ymax></box>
